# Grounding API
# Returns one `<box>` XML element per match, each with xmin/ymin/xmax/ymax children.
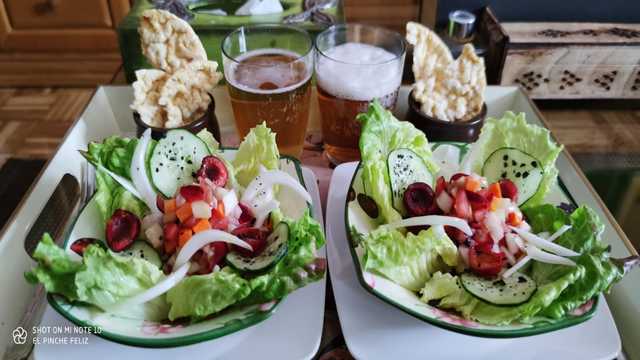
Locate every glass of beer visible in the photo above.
<box><xmin>222</xmin><ymin>25</ymin><xmax>313</xmax><ymax>157</ymax></box>
<box><xmin>315</xmin><ymin>24</ymin><xmax>406</xmax><ymax>164</ymax></box>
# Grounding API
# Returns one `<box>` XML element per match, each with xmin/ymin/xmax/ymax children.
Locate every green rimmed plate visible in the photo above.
<box><xmin>344</xmin><ymin>142</ymin><xmax>598</xmax><ymax>338</ymax></box>
<box><xmin>49</xmin><ymin>151</ymin><xmax>311</xmax><ymax>348</ymax></box>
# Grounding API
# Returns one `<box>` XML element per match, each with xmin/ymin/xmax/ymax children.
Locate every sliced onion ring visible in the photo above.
<box><xmin>98</xmin><ymin>165</ymin><xmax>141</xmax><ymax>199</ymax></box>
<box><xmin>242</xmin><ymin>168</ymin><xmax>311</xmax><ymax>204</ymax></box>
<box><xmin>387</xmin><ymin>215</ymin><xmax>473</xmax><ymax>236</ymax></box>
<box><xmin>110</xmin><ymin>262</ymin><xmax>189</xmax><ymax>310</ymax></box>
<box><xmin>547</xmin><ymin>224</ymin><xmax>572</xmax><ymax>243</ymax></box>
<box><xmin>502</xmin><ymin>255</ymin><xmax>531</xmax><ymax>279</ymax></box>
<box><xmin>525</xmin><ymin>244</ymin><xmax>576</xmax><ymax>266</ymax></box>
<box><xmin>510</xmin><ymin>226</ymin><xmax>579</xmax><ymax>257</ymax></box>
<box><xmin>131</xmin><ymin>129</ymin><xmax>159</xmax><ymax>214</ymax></box>
<box><xmin>174</xmin><ymin>230</ymin><xmax>252</xmax><ymax>269</ymax></box>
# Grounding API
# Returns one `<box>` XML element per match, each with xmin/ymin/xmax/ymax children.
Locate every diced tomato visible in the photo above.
<box><xmin>465</xmin><ymin>177</ymin><xmax>481</xmax><ymax>192</ymax></box>
<box><xmin>176</xmin><ymin>203</ymin><xmax>193</xmax><ymax>223</ymax></box>
<box><xmin>211</xmin><ymin>201</ymin><xmax>225</xmax><ymax>220</ymax></box>
<box><xmin>238</xmin><ymin>202</ymin><xmax>255</xmax><ymax>226</ymax></box>
<box><xmin>156</xmin><ymin>195</ymin><xmax>165</xmax><ymax>213</ymax></box>
<box><xmin>488</xmin><ymin>182</ymin><xmax>502</xmax><ymax>199</ymax></box>
<box><xmin>453</xmin><ymin>189</ymin><xmax>472</xmax><ymax>220</ymax></box>
<box><xmin>164</xmin><ymin>198</ymin><xmax>177</xmax><ymax>214</ymax></box>
<box><xmin>163</xmin><ymin>212</ymin><xmax>177</xmax><ymax>224</ymax></box>
<box><xmin>180</xmin><ymin>185</ymin><xmax>205</xmax><ymax>202</ymax></box>
<box><xmin>181</xmin><ymin>216</ymin><xmax>198</xmax><ymax>229</ymax></box>
<box><xmin>210</xmin><ymin>216</ymin><xmax>229</xmax><ymax>231</ymax></box>
<box><xmin>468</xmin><ymin>246</ymin><xmax>506</xmax><ymax>277</ymax></box>
<box><xmin>477</xmin><ymin>188</ymin><xmax>494</xmax><ymax>202</ymax></box>
<box><xmin>192</xmin><ymin>219</ymin><xmax>211</xmax><ymax>233</ymax></box>
<box><xmin>499</xmin><ymin>179</ymin><xmax>518</xmax><ymax>203</ymax></box>
<box><xmin>231</xmin><ymin>227</ymin><xmax>269</xmax><ymax>257</ymax></box>
<box><xmin>435</xmin><ymin>176</ymin><xmax>447</xmax><ymax>195</ymax></box>
<box><xmin>163</xmin><ymin>223</ymin><xmax>179</xmax><ymax>255</ymax></box>
<box><xmin>466</xmin><ymin>190</ymin><xmax>489</xmax><ymax>211</ymax></box>
<box><xmin>178</xmin><ymin>228</ymin><xmax>193</xmax><ymax>248</ymax></box>
<box><xmin>507</xmin><ymin>211</ymin><xmax>523</xmax><ymax>226</ymax></box>
<box><xmin>473</xmin><ymin>208</ymin><xmax>488</xmax><ymax>223</ymax></box>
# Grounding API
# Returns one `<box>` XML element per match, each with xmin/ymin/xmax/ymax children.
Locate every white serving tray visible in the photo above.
<box><xmin>327</xmin><ymin>162</ymin><xmax>620</xmax><ymax>360</ymax></box>
<box><xmin>0</xmin><ymin>86</ymin><xmax>325</xmax><ymax>359</ymax></box>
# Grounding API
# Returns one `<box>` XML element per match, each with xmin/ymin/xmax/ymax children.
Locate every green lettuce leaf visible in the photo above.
<box><xmin>419</xmin><ymin>205</ymin><xmax>624</xmax><ymax>325</ymax></box>
<box><xmin>166</xmin><ymin>267</ymin><xmax>251</xmax><ymax>321</ymax></box>
<box><xmin>232</xmin><ymin>122</ymin><xmax>279</xmax><ymax>187</ymax></box>
<box><xmin>362</xmin><ymin>225</ymin><xmax>458</xmax><ymax>291</ymax></box>
<box><xmin>25</xmin><ymin>234</ymin><xmax>82</xmax><ymax>300</ymax></box>
<box><xmin>469</xmin><ymin>112</ymin><xmax>562</xmax><ymax>207</ymax></box>
<box><xmin>243</xmin><ymin>210</ymin><xmax>326</xmax><ymax>304</ymax></box>
<box><xmin>94</xmin><ymin>169</ymin><xmax>147</xmax><ymax>224</ymax></box>
<box><xmin>26</xmin><ymin>236</ymin><xmax>168</xmax><ymax>319</ymax></box>
<box><xmin>357</xmin><ymin>100</ymin><xmax>439</xmax><ymax>223</ymax></box>
<box><xmin>196</xmin><ymin>129</ymin><xmax>219</xmax><ymax>153</ymax></box>
<box><xmin>85</xmin><ymin>136</ymin><xmax>138</xmax><ymax>179</ymax></box>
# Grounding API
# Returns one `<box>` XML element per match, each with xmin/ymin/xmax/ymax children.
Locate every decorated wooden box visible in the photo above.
<box><xmin>498</xmin><ymin>22</ymin><xmax>640</xmax><ymax>99</ymax></box>
<box><xmin>117</xmin><ymin>0</ymin><xmax>344</xmax><ymax>83</ymax></box>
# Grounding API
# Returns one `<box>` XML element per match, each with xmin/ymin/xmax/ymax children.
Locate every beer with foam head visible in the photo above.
<box><xmin>315</xmin><ymin>25</ymin><xmax>406</xmax><ymax>164</ymax></box>
<box><xmin>222</xmin><ymin>25</ymin><xmax>313</xmax><ymax>157</ymax></box>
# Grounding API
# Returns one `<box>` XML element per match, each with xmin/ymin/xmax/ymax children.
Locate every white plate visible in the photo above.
<box><xmin>326</xmin><ymin>162</ymin><xmax>621</xmax><ymax>360</ymax></box>
<box><xmin>33</xmin><ymin>167</ymin><xmax>325</xmax><ymax>359</ymax></box>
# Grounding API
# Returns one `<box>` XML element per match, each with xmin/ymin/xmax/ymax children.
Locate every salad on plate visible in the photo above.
<box><xmin>347</xmin><ymin>100</ymin><xmax>637</xmax><ymax>330</ymax></box>
<box><xmin>26</xmin><ymin>123</ymin><xmax>326</xmax><ymax>325</ymax></box>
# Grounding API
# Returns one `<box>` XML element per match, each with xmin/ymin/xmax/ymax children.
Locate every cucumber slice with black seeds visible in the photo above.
<box><xmin>481</xmin><ymin>147</ymin><xmax>544</xmax><ymax>206</ymax></box>
<box><xmin>122</xmin><ymin>241</ymin><xmax>162</xmax><ymax>268</ymax></box>
<box><xmin>461</xmin><ymin>271</ymin><xmax>537</xmax><ymax>306</ymax></box>
<box><xmin>149</xmin><ymin>129</ymin><xmax>210</xmax><ymax>198</ymax></box>
<box><xmin>387</xmin><ymin>148</ymin><xmax>433</xmax><ymax>215</ymax></box>
<box><xmin>226</xmin><ymin>222</ymin><xmax>289</xmax><ymax>272</ymax></box>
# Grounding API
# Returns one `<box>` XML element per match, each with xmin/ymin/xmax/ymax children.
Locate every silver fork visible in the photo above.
<box><xmin>80</xmin><ymin>161</ymin><xmax>96</xmax><ymax>205</ymax></box>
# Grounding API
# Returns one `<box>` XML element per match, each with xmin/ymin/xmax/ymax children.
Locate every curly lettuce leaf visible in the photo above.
<box><xmin>232</xmin><ymin>122</ymin><xmax>280</xmax><ymax>187</ymax></box>
<box><xmin>243</xmin><ymin>210</ymin><xmax>326</xmax><ymax>304</ymax></box>
<box><xmin>166</xmin><ymin>267</ymin><xmax>251</xmax><ymax>321</ymax></box>
<box><xmin>468</xmin><ymin>112</ymin><xmax>562</xmax><ymax>207</ymax></box>
<box><xmin>362</xmin><ymin>225</ymin><xmax>458</xmax><ymax>291</ymax></box>
<box><xmin>358</xmin><ymin>100</ymin><xmax>439</xmax><ymax>223</ymax></box>
<box><xmin>26</xmin><ymin>236</ymin><xmax>168</xmax><ymax>320</ymax></box>
<box><xmin>85</xmin><ymin>136</ymin><xmax>138</xmax><ymax>179</ymax></box>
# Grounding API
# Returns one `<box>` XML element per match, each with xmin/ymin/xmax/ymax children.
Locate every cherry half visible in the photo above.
<box><xmin>403</xmin><ymin>182</ymin><xmax>436</xmax><ymax>217</ymax></box>
<box><xmin>106</xmin><ymin>209</ymin><xmax>140</xmax><ymax>252</ymax></box>
<box><xmin>197</xmin><ymin>156</ymin><xmax>228</xmax><ymax>187</ymax></box>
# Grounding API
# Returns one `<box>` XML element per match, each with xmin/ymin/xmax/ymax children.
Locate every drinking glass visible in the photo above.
<box><xmin>315</xmin><ymin>24</ymin><xmax>406</xmax><ymax>164</ymax></box>
<box><xmin>222</xmin><ymin>24</ymin><xmax>313</xmax><ymax>157</ymax></box>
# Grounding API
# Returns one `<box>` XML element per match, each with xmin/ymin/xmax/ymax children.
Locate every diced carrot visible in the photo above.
<box><xmin>164</xmin><ymin>198</ymin><xmax>177</xmax><ymax>213</ymax></box>
<box><xmin>507</xmin><ymin>212</ymin><xmax>523</xmax><ymax>226</ymax></box>
<box><xmin>490</xmin><ymin>196</ymin><xmax>502</xmax><ymax>211</ymax></box>
<box><xmin>178</xmin><ymin>228</ymin><xmax>193</xmax><ymax>248</ymax></box>
<box><xmin>465</xmin><ymin>177</ymin><xmax>481</xmax><ymax>192</ymax></box>
<box><xmin>488</xmin><ymin>183</ymin><xmax>502</xmax><ymax>199</ymax></box>
<box><xmin>212</xmin><ymin>201</ymin><xmax>225</xmax><ymax>219</ymax></box>
<box><xmin>163</xmin><ymin>212</ymin><xmax>177</xmax><ymax>224</ymax></box>
<box><xmin>192</xmin><ymin>219</ymin><xmax>211</xmax><ymax>233</ymax></box>
<box><xmin>176</xmin><ymin>203</ymin><xmax>193</xmax><ymax>223</ymax></box>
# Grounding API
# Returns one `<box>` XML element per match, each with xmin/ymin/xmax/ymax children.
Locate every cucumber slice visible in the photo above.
<box><xmin>122</xmin><ymin>241</ymin><xmax>162</xmax><ymax>268</ymax></box>
<box><xmin>481</xmin><ymin>147</ymin><xmax>543</xmax><ymax>206</ymax></box>
<box><xmin>149</xmin><ymin>129</ymin><xmax>210</xmax><ymax>197</ymax></box>
<box><xmin>387</xmin><ymin>148</ymin><xmax>433</xmax><ymax>215</ymax></box>
<box><xmin>226</xmin><ymin>222</ymin><xmax>289</xmax><ymax>272</ymax></box>
<box><xmin>461</xmin><ymin>272</ymin><xmax>537</xmax><ymax>306</ymax></box>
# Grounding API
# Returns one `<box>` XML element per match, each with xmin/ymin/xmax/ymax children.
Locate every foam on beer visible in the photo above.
<box><xmin>224</xmin><ymin>48</ymin><xmax>312</xmax><ymax>94</ymax></box>
<box><xmin>316</xmin><ymin>42</ymin><xmax>402</xmax><ymax>101</ymax></box>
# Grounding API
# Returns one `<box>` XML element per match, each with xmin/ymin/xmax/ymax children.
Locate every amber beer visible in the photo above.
<box><xmin>315</xmin><ymin>26</ymin><xmax>406</xmax><ymax>164</ymax></box>
<box><xmin>225</xmin><ymin>50</ymin><xmax>312</xmax><ymax>157</ymax></box>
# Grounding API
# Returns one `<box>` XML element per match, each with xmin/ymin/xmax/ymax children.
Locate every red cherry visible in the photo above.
<box><xmin>197</xmin><ymin>156</ymin><xmax>228</xmax><ymax>187</ymax></box>
<box><xmin>179</xmin><ymin>185</ymin><xmax>205</xmax><ymax>202</ymax></box>
<box><xmin>499</xmin><ymin>179</ymin><xmax>518</xmax><ymax>203</ymax></box>
<box><xmin>106</xmin><ymin>209</ymin><xmax>140</xmax><ymax>252</ymax></box>
<box><xmin>403</xmin><ymin>182</ymin><xmax>436</xmax><ymax>217</ymax></box>
<box><xmin>70</xmin><ymin>238</ymin><xmax>100</xmax><ymax>256</ymax></box>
